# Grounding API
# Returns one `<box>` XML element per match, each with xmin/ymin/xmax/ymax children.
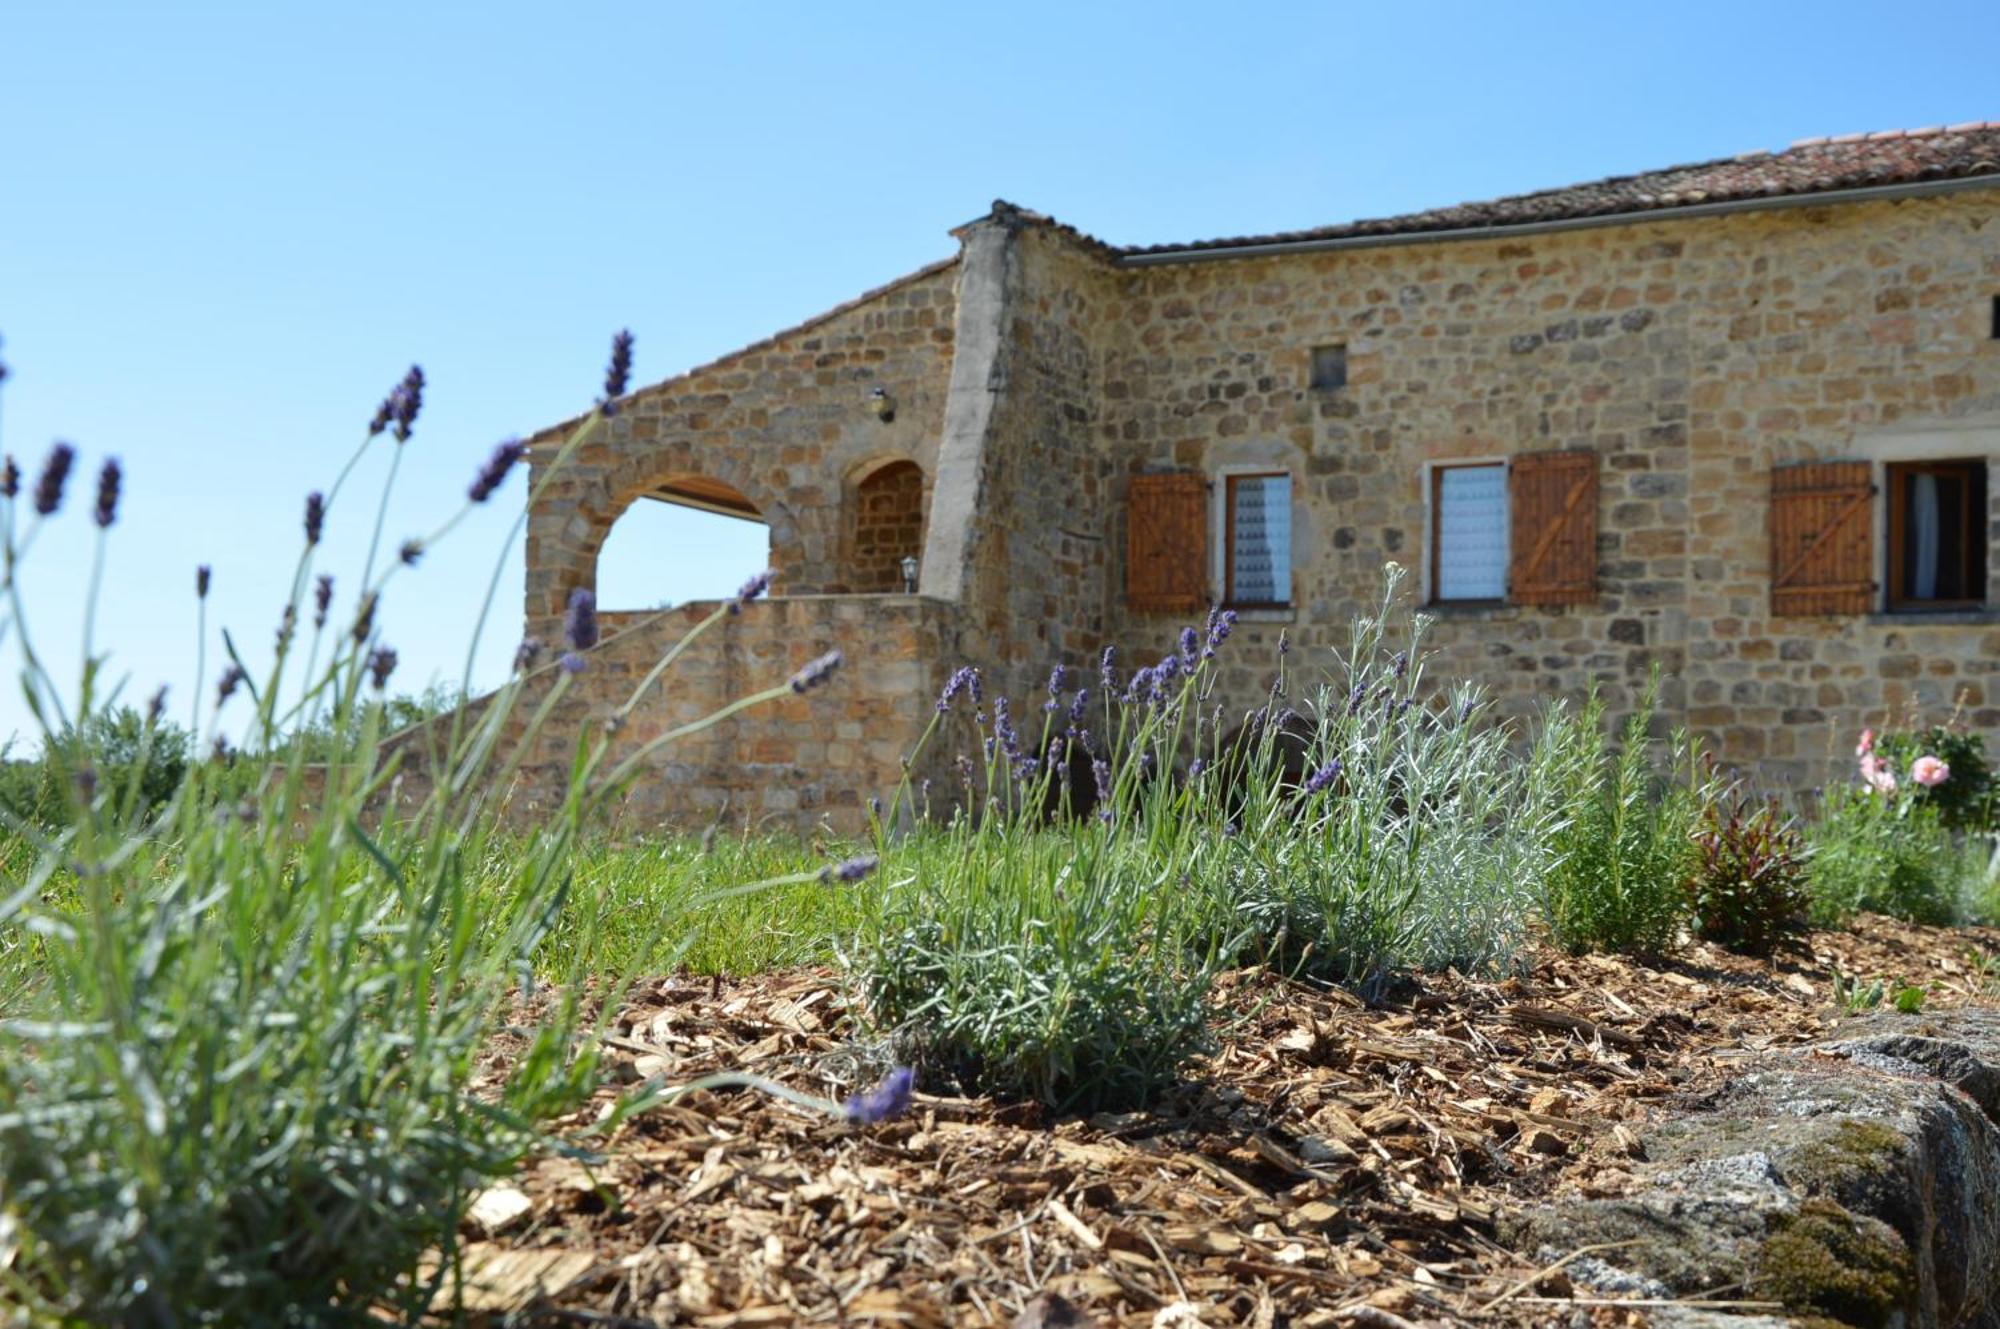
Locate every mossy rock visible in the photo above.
<box><xmin>1753</xmin><ymin>1197</ymin><xmax>1914</xmax><ymax>1328</ymax></box>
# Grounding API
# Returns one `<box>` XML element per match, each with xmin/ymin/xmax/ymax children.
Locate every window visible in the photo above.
<box><xmin>1886</xmin><ymin>459</ymin><xmax>1987</xmax><ymax>609</ymax></box>
<box><xmin>1431</xmin><ymin>463</ymin><xmax>1507</xmax><ymax>602</ymax></box>
<box><xmin>1310</xmin><ymin>344</ymin><xmax>1347</xmax><ymax>391</ymax></box>
<box><xmin>1224</xmin><ymin>473</ymin><xmax>1292</xmax><ymax>607</ymax></box>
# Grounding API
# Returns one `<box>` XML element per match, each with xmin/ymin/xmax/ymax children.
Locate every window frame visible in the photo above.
<box><xmin>1427</xmin><ymin>459</ymin><xmax>1510</xmax><ymax>607</ymax></box>
<box><xmin>1215</xmin><ymin>469</ymin><xmax>1294</xmax><ymax>610</ymax></box>
<box><xmin>1884</xmin><ymin>457</ymin><xmax>1988</xmax><ymax>612</ymax></box>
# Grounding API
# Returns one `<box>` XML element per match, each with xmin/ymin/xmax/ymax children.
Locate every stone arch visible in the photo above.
<box><xmin>594</xmin><ymin>475</ymin><xmax>773</xmax><ymax>611</ymax></box>
<box><xmin>840</xmin><ymin>455</ymin><xmax>928</xmax><ymax>593</ymax></box>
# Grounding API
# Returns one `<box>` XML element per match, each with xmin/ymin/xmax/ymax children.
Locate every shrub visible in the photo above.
<box><xmin>1805</xmin><ymin>781</ymin><xmax>1964</xmax><ymax>926</ymax></box>
<box><xmin>0</xmin><ymin>342</ymin><xmax>827</xmax><ymax>1322</ymax></box>
<box><xmin>1200</xmin><ymin>568</ymin><xmax>1563</xmax><ymax>990</ymax></box>
<box><xmin>1538</xmin><ymin>680</ymin><xmax>1711</xmax><ymax>956</ymax></box>
<box><xmin>1686</xmin><ymin>789</ymin><xmax>1811</xmax><ymax>956</ymax></box>
<box><xmin>1866</xmin><ymin>722</ymin><xmax>1996</xmax><ymax>832</ymax></box>
<box><xmin>0</xmin><ymin>704</ymin><xmax>192</xmax><ymax>827</ymax></box>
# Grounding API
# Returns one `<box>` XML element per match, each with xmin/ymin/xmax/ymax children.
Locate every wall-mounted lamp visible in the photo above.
<box><xmin>870</xmin><ymin>386</ymin><xmax>896</xmax><ymax>423</ymax></box>
<box><xmin>899</xmin><ymin>554</ymin><xmax>920</xmax><ymax>594</ymax></box>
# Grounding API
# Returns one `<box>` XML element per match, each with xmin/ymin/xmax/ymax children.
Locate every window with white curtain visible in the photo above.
<box><xmin>1225</xmin><ymin>473</ymin><xmax>1291</xmax><ymax>606</ymax></box>
<box><xmin>1888</xmin><ymin>459</ymin><xmax>1987</xmax><ymax>608</ymax></box>
<box><xmin>1432</xmin><ymin>463</ymin><xmax>1507</xmax><ymax>602</ymax></box>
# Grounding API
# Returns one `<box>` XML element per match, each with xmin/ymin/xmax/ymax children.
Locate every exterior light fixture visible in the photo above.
<box><xmin>899</xmin><ymin>554</ymin><xmax>919</xmax><ymax>593</ymax></box>
<box><xmin>870</xmin><ymin>386</ymin><xmax>896</xmax><ymax>423</ymax></box>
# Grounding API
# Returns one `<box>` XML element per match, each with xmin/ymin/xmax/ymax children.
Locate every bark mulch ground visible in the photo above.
<box><xmin>442</xmin><ymin>915</ymin><xmax>2000</xmax><ymax>1328</ymax></box>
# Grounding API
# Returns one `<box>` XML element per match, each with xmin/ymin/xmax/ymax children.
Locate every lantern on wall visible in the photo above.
<box><xmin>899</xmin><ymin>554</ymin><xmax>919</xmax><ymax>594</ymax></box>
<box><xmin>869</xmin><ymin>386</ymin><xmax>896</xmax><ymax>423</ymax></box>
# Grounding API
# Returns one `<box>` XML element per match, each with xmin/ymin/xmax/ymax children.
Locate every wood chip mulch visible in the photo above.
<box><xmin>442</xmin><ymin>915</ymin><xmax>2000</xmax><ymax>1328</ymax></box>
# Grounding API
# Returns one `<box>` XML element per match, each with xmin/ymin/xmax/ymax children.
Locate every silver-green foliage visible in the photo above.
<box><xmin>0</xmin><ymin>368</ymin><xmax>811</xmax><ymax>1322</ymax></box>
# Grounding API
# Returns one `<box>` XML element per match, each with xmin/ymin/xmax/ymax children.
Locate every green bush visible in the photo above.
<box><xmin>0</xmin><ymin>344</ymin><xmax>828</xmax><ymax>1322</ymax></box>
<box><xmin>1868</xmin><ymin>722</ymin><xmax>1996</xmax><ymax>831</ymax></box>
<box><xmin>0</xmin><ymin>704</ymin><xmax>192</xmax><ymax>828</ymax></box>
<box><xmin>1199</xmin><ymin>568</ymin><xmax>1563</xmax><ymax>990</ymax></box>
<box><xmin>1538</xmin><ymin>681</ymin><xmax>1711</xmax><ymax>955</ymax></box>
<box><xmin>1686</xmin><ymin>789</ymin><xmax>1811</xmax><ymax>956</ymax></box>
<box><xmin>1805</xmin><ymin>781</ymin><xmax>1965</xmax><ymax>926</ymax></box>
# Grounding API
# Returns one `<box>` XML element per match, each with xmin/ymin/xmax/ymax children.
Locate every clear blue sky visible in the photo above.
<box><xmin>4</xmin><ymin>1</ymin><xmax>1997</xmax><ymax>746</ymax></box>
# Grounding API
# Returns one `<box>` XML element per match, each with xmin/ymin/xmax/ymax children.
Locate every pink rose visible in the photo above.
<box><xmin>1860</xmin><ymin>753</ymin><xmax>1899</xmax><ymax>794</ymax></box>
<box><xmin>1856</xmin><ymin>728</ymin><xmax>1875</xmax><ymax>758</ymax></box>
<box><xmin>1912</xmin><ymin>755</ymin><xmax>1951</xmax><ymax>788</ymax></box>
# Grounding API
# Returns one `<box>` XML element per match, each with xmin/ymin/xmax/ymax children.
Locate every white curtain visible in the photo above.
<box><xmin>1230</xmin><ymin>476</ymin><xmax>1291</xmax><ymax>604</ymax></box>
<box><xmin>1436</xmin><ymin>466</ymin><xmax>1507</xmax><ymax>601</ymax></box>
<box><xmin>1911</xmin><ymin>472</ymin><xmax>1939</xmax><ymax>601</ymax></box>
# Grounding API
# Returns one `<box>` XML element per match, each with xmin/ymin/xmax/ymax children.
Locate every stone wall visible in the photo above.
<box><xmin>1045</xmin><ymin>190</ymin><xmax>2000</xmax><ymax>790</ymax></box>
<box><xmin>845</xmin><ymin>459</ymin><xmax>927</xmax><ymax>593</ymax></box>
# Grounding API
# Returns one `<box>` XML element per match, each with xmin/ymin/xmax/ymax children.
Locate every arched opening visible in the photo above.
<box><xmin>847</xmin><ymin>459</ymin><xmax>926</xmax><ymax>593</ymax></box>
<box><xmin>596</xmin><ymin>475</ymin><xmax>772</xmax><ymax>611</ymax></box>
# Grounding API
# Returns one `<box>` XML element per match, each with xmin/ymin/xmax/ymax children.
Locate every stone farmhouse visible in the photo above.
<box><xmin>497</xmin><ymin>124</ymin><xmax>2000</xmax><ymax>832</ymax></box>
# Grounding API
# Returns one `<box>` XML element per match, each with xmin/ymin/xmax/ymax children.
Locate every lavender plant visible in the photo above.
<box><xmin>0</xmin><ymin>336</ymin><xmax>845</xmax><ymax>1323</ymax></box>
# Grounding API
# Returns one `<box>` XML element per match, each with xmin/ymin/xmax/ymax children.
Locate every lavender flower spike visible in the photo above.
<box><xmin>818</xmin><ymin>854</ymin><xmax>879</xmax><ymax>884</ymax></box>
<box><xmin>313</xmin><ymin>573</ymin><xmax>334</xmax><ymax>628</ymax></box>
<box><xmin>92</xmin><ymin>457</ymin><xmax>121</xmax><ymax>528</ymax></box>
<box><xmin>0</xmin><ymin>456</ymin><xmax>18</xmax><ymax>498</ymax></box>
<box><xmin>1304</xmin><ymin>759</ymin><xmax>1343</xmax><ymax>796</ymax></box>
<box><xmin>391</xmin><ymin>365</ymin><xmax>424</xmax><ymax>442</ymax></box>
<box><xmin>559</xmin><ymin>651</ymin><xmax>587</xmax><ymax>675</ymax></box>
<box><xmin>1099</xmin><ymin>645</ymin><xmax>1118</xmax><ymax>692</ymax></box>
<box><xmin>842</xmin><ymin>1067</ymin><xmax>916</xmax><ymax>1125</ymax></box>
<box><xmin>33</xmin><ymin>442</ymin><xmax>75</xmax><ymax>517</ymax></box>
<box><xmin>468</xmin><ymin>438</ymin><xmax>526</xmax><ymax>502</ymax></box>
<box><xmin>600</xmin><ymin>329</ymin><xmax>635</xmax><ymax>416</ymax></box>
<box><xmin>215</xmin><ymin>663</ymin><xmax>247</xmax><ymax>708</ymax></box>
<box><xmin>565</xmin><ymin>587</ymin><xmax>599</xmax><ymax>652</ymax></box>
<box><xmin>514</xmin><ymin>636</ymin><xmax>544</xmax><ymax>672</ymax></box>
<box><xmin>303</xmin><ymin>491</ymin><xmax>325</xmax><ymax>546</ymax></box>
<box><xmin>367</xmin><ymin>645</ymin><xmax>398</xmax><ymax>689</ymax></box>
<box><xmin>731</xmin><ymin>568</ymin><xmax>774</xmax><ymax>614</ymax></box>
<box><xmin>398</xmin><ymin>538</ymin><xmax>423</xmax><ymax>567</ymax></box>
<box><xmin>789</xmin><ymin>649</ymin><xmax>843</xmax><ymax>694</ymax></box>
<box><xmin>196</xmin><ymin>565</ymin><xmax>212</xmax><ymax>599</ymax></box>
<box><xmin>937</xmin><ymin>664</ymin><xmax>978</xmax><ymax>714</ymax></box>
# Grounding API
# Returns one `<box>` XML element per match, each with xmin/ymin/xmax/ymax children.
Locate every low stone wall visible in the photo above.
<box><xmin>364</xmin><ymin>595</ymin><xmax>960</xmax><ymax>836</ymax></box>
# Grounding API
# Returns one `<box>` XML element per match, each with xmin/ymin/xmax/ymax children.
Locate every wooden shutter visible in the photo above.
<box><xmin>1508</xmin><ymin>449</ymin><xmax>1598</xmax><ymax>606</ymax></box>
<box><xmin>1127</xmin><ymin>471</ymin><xmax>1208</xmax><ymax>613</ymax></box>
<box><xmin>1770</xmin><ymin>462</ymin><xmax>1874</xmax><ymax>616</ymax></box>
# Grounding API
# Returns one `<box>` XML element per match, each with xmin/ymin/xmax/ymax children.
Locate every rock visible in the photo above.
<box><xmin>1501</xmin><ymin>1010</ymin><xmax>2000</xmax><ymax>1328</ymax></box>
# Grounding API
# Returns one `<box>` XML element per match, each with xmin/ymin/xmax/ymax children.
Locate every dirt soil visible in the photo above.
<box><xmin>443</xmin><ymin>916</ymin><xmax>2000</xmax><ymax>1328</ymax></box>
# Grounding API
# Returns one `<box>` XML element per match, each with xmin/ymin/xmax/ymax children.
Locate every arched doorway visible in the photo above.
<box><xmin>847</xmin><ymin>459</ymin><xmax>925</xmax><ymax>593</ymax></box>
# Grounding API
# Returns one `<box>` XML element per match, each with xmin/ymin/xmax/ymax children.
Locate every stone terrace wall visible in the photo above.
<box><xmin>1067</xmin><ymin>190</ymin><xmax>2000</xmax><ymax>790</ymax></box>
<box><xmin>521</xmin><ymin>259</ymin><xmax>960</xmax><ymax>639</ymax></box>
<box><xmin>460</xmin><ymin>595</ymin><xmax>961</xmax><ymax>833</ymax></box>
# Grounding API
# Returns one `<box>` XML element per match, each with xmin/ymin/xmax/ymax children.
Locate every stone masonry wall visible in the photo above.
<box><xmin>521</xmin><ymin>258</ymin><xmax>960</xmax><ymax>636</ymax></box>
<box><xmin>845</xmin><ymin>460</ymin><xmax>927</xmax><ymax>593</ymax></box>
<box><xmin>1058</xmin><ymin>190</ymin><xmax>2000</xmax><ymax>791</ymax></box>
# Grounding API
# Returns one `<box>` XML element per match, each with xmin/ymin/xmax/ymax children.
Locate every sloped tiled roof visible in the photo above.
<box><xmin>1117</xmin><ymin>123</ymin><xmax>2000</xmax><ymax>258</ymax></box>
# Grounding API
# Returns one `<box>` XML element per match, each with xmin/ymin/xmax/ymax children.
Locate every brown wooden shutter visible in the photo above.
<box><xmin>1126</xmin><ymin>471</ymin><xmax>1208</xmax><ymax>613</ymax></box>
<box><xmin>1770</xmin><ymin>461</ymin><xmax>1874</xmax><ymax>616</ymax></box>
<box><xmin>1508</xmin><ymin>449</ymin><xmax>1598</xmax><ymax>606</ymax></box>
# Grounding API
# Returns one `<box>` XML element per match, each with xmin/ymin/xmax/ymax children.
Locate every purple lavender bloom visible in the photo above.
<box><xmin>146</xmin><ymin>685</ymin><xmax>168</xmax><ymax>726</ymax></box>
<box><xmin>1304</xmin><ymin>759</ymin><xmax>1343</xmax><ymax>796</ymax></box>
<box><xmin>559</xmin><ymin>651</ymin><xmax>587</xmax><ymax>674</ymax></box>
<box><xmin>215</xmin><ymin>664</ymin><xmax>247</xmax><ymax>708</ymax></box>
<box><xmin>842</xmin><ymin>1067</ymin><xmax>915</xmax><ymax>1125</ymax></box>
<box><xmin>789</xmin><ymin>649</ymin><xmax>842</xmax><ymax>694</ymax></box>
<box><xmin>197</xmin><ymin>565</ymin><xmax>212</xmax><ymax>599</ymax></box>
<box><xmin>0</xmin><ymin>456</ymin><xmax>18</xmax><ymax>498</ymax></box>
<box><xmin>600</xmin><ymin>329</ymin><xmax>635</xmax><ymax>416</ymax></box>
<box><xmin>1390</xmin><ymin>650</ymin><xmax>1409</xmax><ymax>681</ymax></box>
<box><xmin>1278</xmin><ymin>630</ymin><xmax>1290</xmax><ymax>656</ymax></box>
<box><xmin>1100</xmin><ymin>645</ymin><xmax>1118</xmax><ymax>692</ymax></box>
<box><xmin>731</xmin><ymin>568</ymin><xmax>774</xmax><ymax>614</ymax></box>
<box><xmin>274</xmin><ymin>603</ymin><xmax>296</xmax><ymax>652</ymax></box>
<box><xmin>1047</xmin><ymin>663</ymin><xmax>1069</xmax><ymax>697</ymax></box>
<box><xmin>92</xmin><ymin>457</ymin><xmax>121</xmax><ymax>528</ymax></box>
<box><xmin>391</xmin><ymin>365</ymin><xmax>424</xmax><ymax>442</ymax></box>
<box><xmin>468</xmin><ymin>438</ymin><xmax>526</xmax><ymax>502</ymax></box>
<box><xmin>367</xmin><ymin>645</ymin><xmax>398</xmax><ymax>689</ymax></box>
<box><xmin>938</xmin><ymin>664</ymin><xmax>979</xmax><ymax>714</ymax></box>
<box><xmin>398</xmin><ymin>538</ymin><xmax>423</xmax><ymax>566</ymax></box>
<box><xmin>514</xmin><ymin>636</ymin><xmax>544</xmax><ymax>672</ymax></box>
<box><xmin>33</xmin><ymin>442</ymin><xmax>75</xmax><ymax>517</ymax></box>
<box><xmin>565</xmin><ymin>588</ymin><xmax>598</xmax><ymax>652</ymax></box>
<box><xmin>1345</xmin><ymin>684</ymin><xmax>1366</xmax><ymax>716</ymax></box>
<box><xmin>313</xmin><ymin>574</ymin><xmax>334</xmax><ymax>628</ymax></box>
<box><xmin>1066</xmin><ymin>688</ymin><xmax>1089</xmax><ymax>733</ymax></box>
<box><xmin>993</xmin><ymin>697</ymin><xmax>1021</xmax><ymax>761</ymax></box>
<box><xmin>819</xmin><ymin>853</ymin><xmax>880</xmax><ymax>884</ymax></box>
<box><xmin>1189</xmin><ymin>757</ymin><xmax>1207</xmax><ymax>780</ymax></box>
<box><xmin>1092</xmin><ymin>759</ymin><xmax>1112</xmax><ymax>803</ymax></box>
<box><xmin>303</xmin><ymin>491</ymin><xmax>325</xmax><ymax>546</ymax></box>
<box><xmin>1179</xmin><ymin>626</ymin><xmax>1200</xmax><ymax>666</ymax></box>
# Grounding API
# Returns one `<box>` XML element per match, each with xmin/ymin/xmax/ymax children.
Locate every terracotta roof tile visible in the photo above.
<box><xmin>1114</xmin><ymin>123</ymin><xmax>2000</xmax><ymax>258</ymax></box>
